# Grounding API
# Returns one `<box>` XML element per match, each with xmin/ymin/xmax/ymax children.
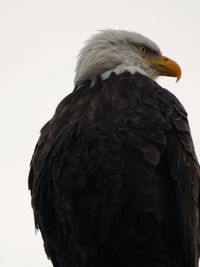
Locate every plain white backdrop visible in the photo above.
<box><xmin>1</xmin><ymin>0</ymin><xmax>200</xmax><ymax>266</ymax></box>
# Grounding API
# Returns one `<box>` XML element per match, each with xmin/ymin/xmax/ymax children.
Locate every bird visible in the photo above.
<box><xmin>28</xmin><ymin>29</ymin><xmax>200</xmax><ymax>267</ymax></box>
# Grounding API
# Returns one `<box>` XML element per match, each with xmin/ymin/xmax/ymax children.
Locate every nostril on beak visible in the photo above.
<box><xmin>163</xmin><ymin>58</ymin><xmax>169</xmax><ymax>62</ymax></box>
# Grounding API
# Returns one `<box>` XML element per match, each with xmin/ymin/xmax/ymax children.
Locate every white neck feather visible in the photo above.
<box><xmin>101</xmin><ymin>64</ymin><xmax>147</xmax><ymax>81</ymax></box>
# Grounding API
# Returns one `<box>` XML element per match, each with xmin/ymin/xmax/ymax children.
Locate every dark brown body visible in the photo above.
<box><xmin>29</xmin><ymin>72</ymin><xmax>200</xmax><ymax>267</ymax></box>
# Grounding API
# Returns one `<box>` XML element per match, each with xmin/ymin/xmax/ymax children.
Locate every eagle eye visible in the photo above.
<box><xmin>139</xmin><ymin>46</ymin><xmax>148</xmax><ymax>54</ymax></box>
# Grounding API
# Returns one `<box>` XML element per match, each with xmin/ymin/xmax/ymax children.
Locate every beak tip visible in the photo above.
<box><xmin>176</xmin><ymin>76</ymin><xmax>180</xmax><ymax>83</ymax></box>
<box><xmin>176</xmin><ymin>69</ymin><xmax>182</xmax><ymax>83</ymax></box>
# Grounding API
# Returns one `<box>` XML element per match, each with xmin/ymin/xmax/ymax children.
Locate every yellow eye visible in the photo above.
<box><xmin>139</xmin><ymin>46</ymin><xmax>147</xmax><ymax>54</ymax></box>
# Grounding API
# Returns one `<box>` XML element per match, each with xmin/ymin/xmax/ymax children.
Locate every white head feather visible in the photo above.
<box><xmin>74</xmin><ymin>29</ymin><xmax>161</xmax><ymax>86</ymax></box>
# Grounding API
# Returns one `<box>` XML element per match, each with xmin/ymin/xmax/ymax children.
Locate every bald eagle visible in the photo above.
<box><xmin>29</xmin><ymin>29</ymin><xmax>200</xmax><ymax>267</ymax></box>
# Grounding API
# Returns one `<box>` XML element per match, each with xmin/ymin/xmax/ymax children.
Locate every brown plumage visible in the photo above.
<box><xmin>29</xmin><ymin>71</ymin><xmax>200</xmax><ymax>267</ymax></box>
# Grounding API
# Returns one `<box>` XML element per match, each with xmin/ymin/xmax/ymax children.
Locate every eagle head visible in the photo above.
<box><xmin>74</xmin><ymin>29</ymin><xmax>181</xmax><ymax>86</ymax></box>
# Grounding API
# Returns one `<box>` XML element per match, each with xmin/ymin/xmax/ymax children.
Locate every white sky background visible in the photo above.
<box><xmin>0</xmin><ymin>0</ymin><xmax>200</xmax><ymax>266</ymax></box>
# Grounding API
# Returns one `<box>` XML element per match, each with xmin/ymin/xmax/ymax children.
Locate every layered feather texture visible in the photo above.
<box><xmin>29</xmin><ymin>72</ymin><xmax>200</xmax><ymax>267</ymax></box>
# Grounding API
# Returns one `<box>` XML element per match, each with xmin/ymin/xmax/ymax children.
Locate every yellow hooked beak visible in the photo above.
<box><xmin>149</xmin><ymin>55</ymin><xmax>181</xmax><ymax>82</ymax></box>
